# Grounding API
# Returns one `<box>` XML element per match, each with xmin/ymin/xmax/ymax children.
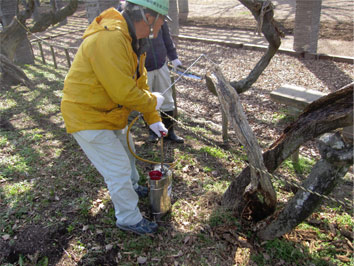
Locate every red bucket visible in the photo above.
<box><xmin>149</xmin><ymin>170</ymin><xmax>162</xmax><ymax>180</ymax></box>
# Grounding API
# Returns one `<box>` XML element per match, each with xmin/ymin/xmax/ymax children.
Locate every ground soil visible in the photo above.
<box><xmin>0</xmin><ymin>1</ymin><xmax>353</xmax><ymax>265</ymax></box>
<box><xmin>185</xmin><ymin>0</ymin><xmax>353</xmax><ymax>41</ymax></box>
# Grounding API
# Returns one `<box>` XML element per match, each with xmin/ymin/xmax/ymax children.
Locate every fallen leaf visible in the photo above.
<box><xmin>336</xmin><ymin>255</ymin><xmax>350</xmax><ymax>262</ymax></box>
<box><xmin>106</xmin><ymin>244</ymin><xmax>113</xmax><ymax>251</ymax></box>
<box><xmin>2</xmin><ymin>234</ymin><xmax>10</xmax><ymax>240</ymax></box>
<box><xmin>173</xmin><ymin>250</ymin><xmax>183</xmax><ymax>257</ymax></box>
<box><xmin>82</xmin><ymin>225</ymin><xmax>89</xmax><ymax>231</ymax></box>
<box><xmin>137</xmin><ymin>256</ymin><xmax>147</xmax><ymax>264</ymax></box>
<box><xmin>117</xmin><ymin>253</ymin><xmax>122</xmax><ymax>260</ymax></box>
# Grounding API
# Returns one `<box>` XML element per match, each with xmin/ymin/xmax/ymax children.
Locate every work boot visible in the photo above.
<box><xmin>116</xmin><ymin>218</ymin><xmax>158</xmax><ymax>235</ymax></box>
<box><xmin>147</xmin><ymin>128</ymin><xmax>159</xmax><ymax>143</ymax></box>
<box><xmin>162</xmin><ymin>111</ymin><xmax>184</xmax><ymax>143</ymax></box>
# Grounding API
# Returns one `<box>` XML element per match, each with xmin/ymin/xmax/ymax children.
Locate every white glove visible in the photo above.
<box><xmin>171</xmin><ymin>58</ymin><xmax>182</xmax><ymax>71</ymax></box>
<box><xmin>149</xmin><ymin>122</ymin><xmax>168</xmax><ymax>137</ymax></box>
<box><xmin>152</xmin><ymin>92</ymin><xmax>164</xmax><ymax>110</ymax></box>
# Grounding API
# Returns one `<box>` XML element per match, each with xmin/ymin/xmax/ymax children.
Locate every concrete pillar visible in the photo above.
<box><xmin>85</xmin><ymin>0</ymin><xmax>119</xmax><ymax>24</ymax></box>
<box><xmin>293</xmin><ymin>0</ymin><xmax>322</xmax><ymax>53</ymax></box>
<box><xmin>168</xmin><ymin>0</ymin><xmax>179</xmax><ymax>36</ymax></box>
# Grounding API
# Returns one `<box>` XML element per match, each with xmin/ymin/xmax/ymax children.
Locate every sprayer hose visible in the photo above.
<box><xmin>126</xmin><ymin>115</ymin><xmax>174</xmax><ymax>167</ymax></box>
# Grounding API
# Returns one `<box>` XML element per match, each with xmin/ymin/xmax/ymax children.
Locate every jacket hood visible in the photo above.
<box><xmin>83</xmin><ymin>8</ymin><xmax>130</xmax><ymax>39</ymax></box>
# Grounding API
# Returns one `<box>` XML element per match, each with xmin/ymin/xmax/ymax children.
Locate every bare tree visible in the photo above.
<box><xmin>221</xmin><ymin>83</ymin><xmax>352</xmax><ymax>226</ymax></box>
<box><xmin>204</xmin><ymin>1</ymin><xmax>352</xmax><ymax>240</ymax></box>
<box><xmin>0</xmin><ymin>0</ymin><xmax>78</xmax><ymax>86</ymax></box>
<box><xmin>202</xmin><ymin>0</ymin><xmax>283</xmax><ymax>220</ymax></box>
<box><xmin>230</xmin><ymin>0</ymin><xmax>283</xmax><ymax>94</ymax></box>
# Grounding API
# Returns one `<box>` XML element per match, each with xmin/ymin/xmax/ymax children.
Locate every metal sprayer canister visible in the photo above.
<box><xmin>148</xmin><ymin>164</ymin><xmax>172</xmax><ymax>219</ymax></box>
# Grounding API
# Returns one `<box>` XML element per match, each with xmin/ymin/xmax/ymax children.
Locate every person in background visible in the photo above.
<box><xmin>61</xmin><ymin>0</ymin><xmax>170</xmax><ymax>235</ymax></box>
<box><xmin>145</xmin><ymin>21</ymin><xmax>184</xmax><ymax>143</ymax></box>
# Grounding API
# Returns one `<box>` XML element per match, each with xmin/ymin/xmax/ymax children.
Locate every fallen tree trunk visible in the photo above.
<box><xmin>257</xmin><ymin>132</ymin><xmax>353</xmax><ymax>240</ymax></box>
<box><xmin>222</xmin><ymin>83</ymin><xmax>353</xmax><ymax>220</ymax></box>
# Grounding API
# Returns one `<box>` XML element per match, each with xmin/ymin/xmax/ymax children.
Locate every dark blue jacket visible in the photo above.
<box><xmin>145</xmin><ymin>22</ymin><xmax>178</xmax><ymax>71</ymax></box>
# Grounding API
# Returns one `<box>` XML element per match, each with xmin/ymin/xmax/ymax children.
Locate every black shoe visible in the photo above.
<box><xmin>166</xmin><ymin>129</ymin><xmax>184</xmax><ymax>143</ymax></box>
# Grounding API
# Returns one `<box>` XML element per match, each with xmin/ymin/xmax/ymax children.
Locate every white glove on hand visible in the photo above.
<box><xmin>152</xmin><ymin>92</ymin><xmax>164</xmax><ymax>110</ymax></box>
<box><xmin>149</xmin><ymin>122</ymin><xmax>168</xmax><ymax>137</ymax></box>
<box><xmin>171</xmin><ymin>58</ymin><xmax>182</xmax><ymax>71</ymax></box>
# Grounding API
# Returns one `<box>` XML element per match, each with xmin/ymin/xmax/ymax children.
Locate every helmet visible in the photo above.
<box><xmin>126</xmin><ymin>0</ymin><xmax>169</xmax><ymax>16</ymax></box>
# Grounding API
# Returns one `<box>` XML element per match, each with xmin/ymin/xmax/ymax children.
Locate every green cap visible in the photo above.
<box><xmin>126</xmin><ymin>0</ymin><xmax>169</xmax><ymax>16</ymax></box>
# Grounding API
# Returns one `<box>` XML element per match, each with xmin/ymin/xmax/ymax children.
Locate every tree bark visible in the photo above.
<box><xmin>0</xmin><ymin>0</ymin><xmax>78</xmax><ymax>60</ymax></box>
<box><xmin>0</xmin><ymin>0</ymin><xmax>17</xmax><ymax>26</ymax></box>
<box><xmin>0</xmin><ymin>54</ymin><xmax>33</xmax><ymax>88</ymax></box>
<box><xmin>222</xmin><ymin>83</ymin><xmax>353</xmax><ymax>220</ymax></box>
<box><xmin>210</xmin><ymin>67</ymin><xmax>277</xmax><ymax>220</ymax></box>
<box><xmin>230</xmin><ymin>0</ymin><xmax>283</xmax><ymax>94</ymax></box>
<box><xmin>0</xmin><ymin>0</ymin><xmax>78</xmax><ymax>85</ymax></box>
<box><xmin>257</xmin><ymin>132</ymin><xmax>353</xmax><ymax>240</ymax></box>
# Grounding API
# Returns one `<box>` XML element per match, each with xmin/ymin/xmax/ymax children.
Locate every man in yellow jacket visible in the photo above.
<box><xmin>61</xmin><ymin>0</ymin><xmax>170</xmax><ymax>235</ymax></box>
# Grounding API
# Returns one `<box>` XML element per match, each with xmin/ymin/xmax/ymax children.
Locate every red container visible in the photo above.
<box><xmin>149</xmin><ymin>170</ymin><xmax>162</xmax><ymax>180</ymax></box>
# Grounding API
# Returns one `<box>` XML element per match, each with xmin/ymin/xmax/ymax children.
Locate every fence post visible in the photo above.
<box><xmin>50</xmin><ymin>45</ymin><xmax>57</xmax><ymax>69</ymax></box>
<box><xmin>64</xmin><ymin>48</ymin><xmax>71</xmax><ymax>68</ymax></box>
<box><xmin>38</xmin><ymin>42</ymin><xmax>46</xmax><ymax>64</ymax></box>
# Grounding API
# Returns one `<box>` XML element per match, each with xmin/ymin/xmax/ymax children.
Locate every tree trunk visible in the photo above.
<box><xmin>222</xmin><ymin>84</ymin><xmax>353</xmax><ymax>220</ymax></box>
<box><xmin>0</xmin><ymin>0</ymin><xmax>78</xmax><ymax>85</ymax></box>
<box><xmin>230</xmin><ymin>0</ymin><xmax>282</xmax><ymax>94</ymax></box>
<box><xmin>51</xmin><ymin>0</ymin><xmax>68</xmax><ymax>25</ymax></box>
<box><xmin>210</xmin><ymin>67</ymin><xmax>277</xmax><ymax>221</ymax></box>
<box><xmin>32</xmin><ymin>0</ymin><xmax>41</xmax><ymax>22</ymax></box>
<box><xmin>294</xmin><ymin>0</ymin><xmax>322</xmax><ymax>53</ymax></box>
<box><xmin>258</xmin><ymin>132</ymin><xmax>353</xmax><ymax>240</ymax></box>
<box><xmin>14</xmin><ymin>38</ymin><xmax>35</xmax><ymax>65</ymax></box>
<box><xmin>0</xmin><ymin>0</ymin><xmax>17</xmax><ymax>26</ymax></box>
<box><xmin>178</xmin><ymin>0</ymin><xmax>188</xmax><ymax>23</ymax></box>
<box><xmin>0</xmin><ymin>0</ymin><xmax>35</xmax><ymax>64</ymax></box>
<box><xmin>0</xmin><ymin>54</ymin><xmax>33</xmax><ymax>88</ymax></box>
<box><xmin>168</xmin><ymin>0</ymin><xmax>179</xmax><ymax>35</ymax></box>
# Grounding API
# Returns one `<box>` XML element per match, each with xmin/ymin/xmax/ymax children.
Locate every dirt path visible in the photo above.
<box><xmin>188</xmin><ymin>0</ymin><xmax>353</xmax><ymax>22</ymax></box>
<box><xmin>186</xmin><ymin>0</ymin><xmax>353</xmax><ymax>42</ymax></box>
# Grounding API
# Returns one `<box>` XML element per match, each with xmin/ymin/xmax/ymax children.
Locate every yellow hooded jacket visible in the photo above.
<box><xmin>61</xmin><ymin>8</ymin><xmax>160</xmax><ymax>133</ymax></box>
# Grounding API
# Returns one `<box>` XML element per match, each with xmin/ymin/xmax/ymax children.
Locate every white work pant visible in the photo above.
<box><xmin>72</xmin><ymin>128</ymin><xmax>142</xmax><ymax>226</ymax></box>
<box><xmin>147</xmin><ymin>63</ymin><xmax>175</xmax><ymax>111</ymax></box>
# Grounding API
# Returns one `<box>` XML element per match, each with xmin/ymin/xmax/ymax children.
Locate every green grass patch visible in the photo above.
<box><xmin>283</xmin><ymin>155</ymin><xmax>316</xmax><ymax>175</ymax></box>
<box><xmin>200</xmin><ymin>146</ymin><xmax>228</xmax><ymax>159</ymax></box>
